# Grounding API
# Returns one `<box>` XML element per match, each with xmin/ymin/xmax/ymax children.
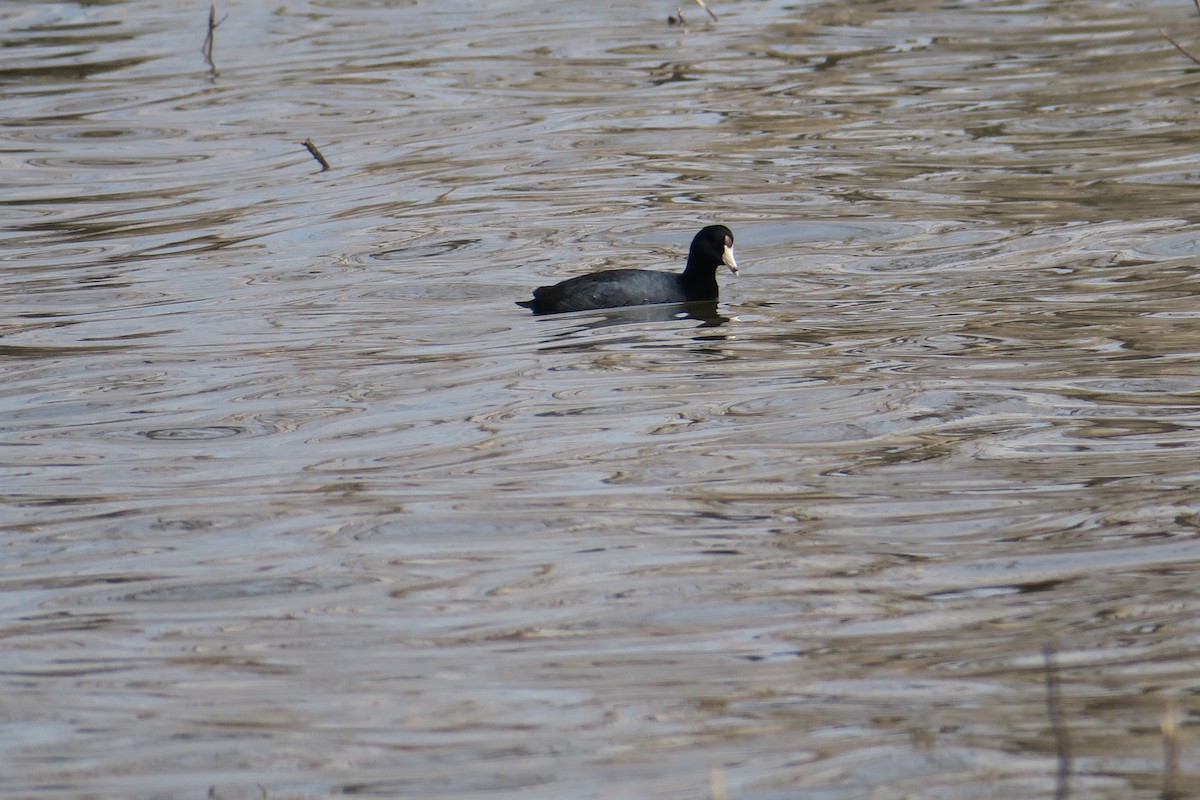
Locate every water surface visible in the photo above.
<box><xmin>3</xmin><ymin>0</ymin><xmax>1200</xmax><ymax>797</ymax></box>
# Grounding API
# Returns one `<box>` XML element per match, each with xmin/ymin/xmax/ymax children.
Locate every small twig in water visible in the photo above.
<box><xmin>201</xmin><ymin>3</ymin><xmax>228</xmax><ymax>69</ymax></box>
<box><xmin>692</xmin><ymin>0</ymin><xmax>718</xmax><ymax>22</ymax></box>
<box><xmin>1162</xmin><ymin>29</ymin><xmax>1200</xmax><ymax>66</ymax></box>
<box><xmin>1043</xmin><ymin>645</ymin><xmax>1071</xmax><ymax>800</ymax></box>
<box><xmin>668</xmin><ymin>8</ymin><xmax>686</xmax><ymax>28</ymax></box>
<box><xmin>301</xmin><ymin>138</ymin><xmax>331</xmax><ymax>171</ymax></box>
<box><xmin>1162</xmin><ymin>0</ymin><xmax>1200</xmax><ymax>65</ymax></box>
<box><xmin>1162</xmin><ymin>700</ymin><xmax>1181</xmax><ymax>800</ymax></box>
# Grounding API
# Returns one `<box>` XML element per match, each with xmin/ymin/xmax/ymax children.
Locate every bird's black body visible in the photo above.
<box><xmin>518</xmin><ymin>225</ymin><xmax>737</xmax><ymax>315</ymax></box>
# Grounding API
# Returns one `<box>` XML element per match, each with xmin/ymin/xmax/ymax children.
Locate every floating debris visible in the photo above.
<box><xmin>301</xmin><ymin>138</ymin><xmax>331</xmax><ymax>172</ymax></box>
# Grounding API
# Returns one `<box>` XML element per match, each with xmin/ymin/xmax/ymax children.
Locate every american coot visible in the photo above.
<box><xmin>518</xmin><ymin>225</ymin><xmax>737</xmax><ymax>315</ymax></box>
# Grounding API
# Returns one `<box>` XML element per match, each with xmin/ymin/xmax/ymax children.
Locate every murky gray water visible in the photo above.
<box><xmin>4</xmin><ymin>0</ymin><xmax>1200</xmax><ymax>797</ymax></box>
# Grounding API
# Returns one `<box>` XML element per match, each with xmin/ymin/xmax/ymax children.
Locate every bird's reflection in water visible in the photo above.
<box><xmin>535</xmin><ymin>300</ymin><xmax>733</xmax><ymax>355</ymax></box>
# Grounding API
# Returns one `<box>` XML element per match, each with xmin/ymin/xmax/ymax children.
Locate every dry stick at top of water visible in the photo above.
<box><xmin>1043</xmin><ymin>645</ymin><xmax>1071</xmax><ymax>800</ymax></box>
<box><xmin>1162</xmin><ymin>700</ymin><xmax>1181</xmax><ymax>800</ymax></box>
<box><xmin>301</xmin><ymin>138</ymin><xmax>331</xmax><ymax>171</ymax></box>
<box><xmin>710</xmin><ymin>768</ymin><xmax>726</xmax><ymax>800</ymax></box>
<box><xmin>692</xmin><ymin>0</ymin><xmax>718</xmax><ymax>22</ymax></box>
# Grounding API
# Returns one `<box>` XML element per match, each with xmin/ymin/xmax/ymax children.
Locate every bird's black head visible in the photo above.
<box><xmin>687</xmin><ymin>225</ymin><xmax>738</xmax><ymax>276</ymax></box>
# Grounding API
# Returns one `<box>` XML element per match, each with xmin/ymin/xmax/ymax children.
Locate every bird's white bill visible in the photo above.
<box><xmin>723</xmin><ymin>245</ymin><xmax>739</xmax><ymax>275</ymax></box>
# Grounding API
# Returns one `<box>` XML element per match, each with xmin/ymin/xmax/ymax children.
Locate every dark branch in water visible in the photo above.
<box><xmin>1043</xmin><ymin>645</ymin><xmax>1071</xmax><ymax>800</ymax></box>
<box><xmin>668</xmin><ymin>8</ymin><xmax>686</xmax><ymax>28</ymax></box>
<box><xmin>201</xmin><ymin>3</ymin><xmax>228</xmax><ymax>70</ymax></box>
<box><xmin>692</xmin><ymin>0</ymin><xmax>718</xmax><ymax>22</ymax></box>
<box><xmin>301</xmin><ymin>138</ymin><xmax>331</xmax><ymax>171</ymax></box>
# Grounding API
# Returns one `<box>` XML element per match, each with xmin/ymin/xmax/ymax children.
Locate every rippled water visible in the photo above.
<box><xmin>5</xmin><ymin>0</ymin><xmax>1200</xmax><ymax>797</ymax></box>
